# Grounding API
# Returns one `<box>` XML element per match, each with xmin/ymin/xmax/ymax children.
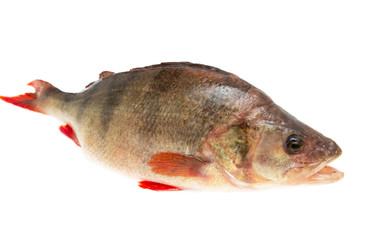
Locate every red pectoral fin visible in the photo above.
<box><xmin>138</xmin><ymin>181</ymin><xmax>182</xmax><ymax>191</ymax></box>
<box><xmin>148</xmin><ymin>152</ymin><xmax>209</xmax><ymax>177</ymax></box>
<box><xmin>59</xmin><ymin>124</ymin><xmax>81</xmax><ymax>147</ymax></box>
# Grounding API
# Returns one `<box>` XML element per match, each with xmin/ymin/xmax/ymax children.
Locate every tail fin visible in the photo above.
<box><xmin>0</xmin><ymin>80</ymin><xmax>54</xmax><ymax>114</ymax></box>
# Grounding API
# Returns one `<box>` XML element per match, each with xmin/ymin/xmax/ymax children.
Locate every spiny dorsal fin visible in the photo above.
<box><xmin>130</xmin><ymin>62</ymin><xmax>234</xmax><ymax>76</ymax></box>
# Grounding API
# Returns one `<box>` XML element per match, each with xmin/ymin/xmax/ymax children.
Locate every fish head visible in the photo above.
<box><xmin>205</xmin><ymin>88</ymin><xmax>343</xmax><ymax>187</ymax></box>
<box><xmin>245</xmin><ymin>103</ymin><xmax>343</xmax><ymax>186</ymax></box>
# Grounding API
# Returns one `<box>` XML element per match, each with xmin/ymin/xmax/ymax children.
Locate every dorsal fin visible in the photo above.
<box><xmin>99</xmin><ymin>71</ymin><xmax>115</xmax><ymax>80</ymax></box>
<box><xmin>130</xmin><ymin>62</ymin><xmax>234</xmax><ymax>76</ymax></box>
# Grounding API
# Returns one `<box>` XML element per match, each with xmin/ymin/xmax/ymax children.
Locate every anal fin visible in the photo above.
<box><xmin>59</xmin><ymin>124</ymin><xmax>81</xmax><ymax>147</ymax></box>
<box><xmin>138</xmin><ymin>181</ymin><xmax>182</xmax><ymax>191</ymax></box>
<box><xmin>148</xmin><ymin>152</ymin><xmax>209</xmax><ymax>177</ymax></box>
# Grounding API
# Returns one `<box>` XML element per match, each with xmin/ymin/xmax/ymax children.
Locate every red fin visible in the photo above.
<box><xmin>85</xmin><ymin>82</ymin><xmax>95</xmax><ymax>88</ymax></box>
<box><xmin>59</xmin><ymin>124</ymin><xmax>81</xmax><ymax>147</ymax></box>
<box><xmin>0</xmin><ymin>93</ymin><xmax>38</xmax><ymax>112</ymax></box>
<box><xmin>0</xmin><ymin>80</ymin><xmax>54</xmax><ymax>114</ymax></box>
<box><xmin>138</xmin><ymin>181</ymin><xmax>182</xmax><ymax>191</ymax></box>
<box><xmin>148</xmin><ymin>152</ymin><xmax>209</xmax><ymax>177</ymax></box>
<box><xmin>99</xmin><ymin>71</ymin><xmax>115</xmax><ymax>80</ymax></box>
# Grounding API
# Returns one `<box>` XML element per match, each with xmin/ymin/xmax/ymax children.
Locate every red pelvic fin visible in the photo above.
<box><xmin>148</xmin><ymin>152</ymin><xmax>209</xmax><ymax>177</ymax></box>
<box><xmin>0</xmin><ymin>80</ymin><xmax>54</xmax><ymax>114</ymax></box>
<box><xmin>99</xmin><ymin>71</ymin><xmax>115</xmax><ymax>80</ymax></box>
<box><xmin>138</xmin><ymin>181</ymin><xmax>182</xmax><ymax>191</ymax></box>
<box><xmin>59</xmin><ymin>124</ymin><xmax>81</xmax><ymax>147</ymax></box>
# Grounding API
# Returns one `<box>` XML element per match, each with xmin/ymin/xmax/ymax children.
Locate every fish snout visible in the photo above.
<box><xmin>311</xmin><ymin>136</ymin><xmax>341</xmax><ymax>161</ymax></box>
<box><xmin>319</xmin><ymin>136</ymin><xmax>341</xmax><ymax>159</ymax></box>
<box><xmin>306</xmin><ymin>138</ymin><xmax>342</xmax><ymax>171</ymax></box>
<box><xmin>326</xmin><ymin>139</ymin><xmax>342</xmax><ymax>163</ymax></box>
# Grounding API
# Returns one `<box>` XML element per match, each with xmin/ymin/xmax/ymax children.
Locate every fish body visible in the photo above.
<box><xmin>0</xmin><ymin>62</ymin><xmax>343</xmax><ymax>190</ymax></box>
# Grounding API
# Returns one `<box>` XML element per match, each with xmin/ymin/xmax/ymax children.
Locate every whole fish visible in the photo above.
<box><xmin>0</xmin><ymin>62</ymin><xmax>343</xmax><ymax>191</ymax></box>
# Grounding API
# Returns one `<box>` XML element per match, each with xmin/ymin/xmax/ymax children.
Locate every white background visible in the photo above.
<box><xmin>0</xmin><ymin>1</ymin><xmax>368</xmax><ymax>240</ymax></box>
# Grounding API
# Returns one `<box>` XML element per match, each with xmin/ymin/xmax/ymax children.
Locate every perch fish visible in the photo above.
<box><xmin>0</xmin><ymin>62</ymin><xmax>343</xmax><ymax>191</ymax></box>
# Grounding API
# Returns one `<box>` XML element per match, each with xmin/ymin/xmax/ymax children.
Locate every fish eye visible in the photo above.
<box><xmin>285</xmin><ymin>134</ymin><xmax>304</xmax><ymax>153</ymax></box>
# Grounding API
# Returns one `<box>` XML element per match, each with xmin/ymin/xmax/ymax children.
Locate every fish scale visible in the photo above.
<box><xmin>0</xmin><ymin>62</ymin><xmax>343</xmax><ymax>191</ymax></box>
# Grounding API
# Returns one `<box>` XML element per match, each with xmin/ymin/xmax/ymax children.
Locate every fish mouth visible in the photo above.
<box><xmin>284</xmin><ymin>146</ymin><xmax>344</xmax><ymax>185</ymax></box>
<box><xmin>302</xmin><ymin>148</ymin><xmax>344</xmax><ymax>184</ymax></box>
